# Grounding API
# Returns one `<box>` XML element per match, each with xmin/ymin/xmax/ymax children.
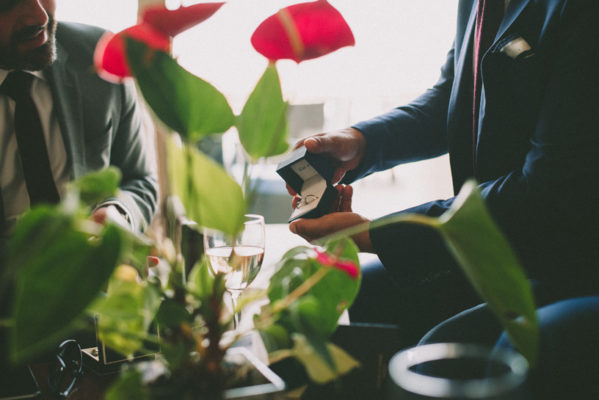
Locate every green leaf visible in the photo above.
<box><xmin>303</xmin><ymin>238</ymin><xmax>361</xmax><ymax>335</ymax></box>
<box><xmin>166</xmin><ymin>135</ymin><xmax>246</xmax><ymax>236</ymax></box>
<box><xmin>186</xmin><ymin>257</ymin><xmax>215</xmax><ymax>300</ymax></box>
<box><xmin>437</xmin><ymin>180</ymin><xmax>539</xmax><ymax>365</ymax></box>
<box><xmin>127</xmin><ymin>39</ymin><xmax>234</xmax><ymax>140</ymax></box>
<box><xmin>7</xmin><ymin>208</ymin><xmax>123</xmax><ymax>362</ymax></box>
<box><xmin>155</xmin><ymin>299</ymin><xmax>191</xmax><ymax>329</ymax></box>
<box><xmin>258</xmin><ymin>323</ymin><xmax>291</xmax><ymax>353</ymax></box>
<box><xmin>237</xmin><ymin>64</ymin><xmax>289</xmax><ymax>161</ymax></box>
<box><xmin>106</xmin><ymin>369</ymin><xmax>149</xmax><ymax>400</ymax></box>
<box><xmin>263</xmin><ymin>241</ymin><xmax>360</xmax><ymax>363</ymax></box>
<box><xmin>291</xmin><ymin>334</ymin><xmax>359</xmax><ymax>384</ymax></box>
<box><xmin>91</xmin><ymin>277</ymin><xmax>161</xmax><ymax>356</ymax></box>
<box><xmin>68</xmin><ymin>167</ymin><xmax>121</xmax><ymax>206</ymax></box>
<box><xmin>290</xmin><ymin>296</ymin><xmax>332</xmax><ymax>337</ymax></box>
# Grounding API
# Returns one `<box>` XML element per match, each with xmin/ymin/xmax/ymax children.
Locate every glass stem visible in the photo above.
<box><xmin>229</xmin><ymin>289</ymin><xmax>242</xmax><ymax>329</ymax></box>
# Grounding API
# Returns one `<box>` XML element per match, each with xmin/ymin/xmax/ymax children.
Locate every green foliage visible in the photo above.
<box><xmin>237</xmin><ymin>64</ymin><xmax>289</xmax><ymax>161</ymax></box>
<box><xmin>291</xmin><ymin>335</ymin><xmax>359</xmax><ymax>384</ymax></box>
<box><xmin>186</xmin><ymin>258</ymin><xmax>216</xmax><ymax>300</ymax></box>
<box><xmin>436</xmin><ymin>180</ymin><xmax>539</xmax><ymax>365</ymax></box>
<box><xmin>186</xmin><ymin>257</ymin><xmax>228</xmax><ymax>323</ymax></box>
<box><xmin>89</xmin><ymin>275</ymin><xmax>161</xmax><ymax>356</ymax></box>
<box><xmin>166</xmin><ymin>134</ymin><xmax>246</xmax><ymax>236</ymax></box>
<box><xmin>105</xmin><ymin>368</ymin><xmax>149</xmax><ymax>400</ymax></box>
<box><xmin>155</xmin><ymin>298</ymin><xmax>191</xmax><ymax>329</ymax></box>
<box><xmin>126</xmin><ymin>39</ymin><xmax>235</xmax><ymax>140</ymax></box>
<box><xmin>367</xmin><ymin>179</ymin><xmax>539</xmax><ymax>366</ymax></box>
<box><xmin>259</xmin><ymin>239</ymin><xmax>360</xmax><ymax>376</ymax></box>
<box><xmin>69</xmin><ymin>167</ymin><xmax>121</xmax><ymax>206</ymax></box>
<box><xmin>6</xmin><ymin>207</ymin><xmax>123</xmax><ymax>362</ymax></box>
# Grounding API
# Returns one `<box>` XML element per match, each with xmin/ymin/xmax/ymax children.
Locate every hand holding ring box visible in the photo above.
<box><xmin>277</xmin><ymin>146</ymin><xmax>337</xmax><ymax>222</ymax></box>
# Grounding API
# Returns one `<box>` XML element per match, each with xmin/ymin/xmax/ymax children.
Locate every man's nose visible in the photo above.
<box><xmin>20</xmin><ymin>0</ymin><xmax>50</xmax><ymax>28</ymax></box>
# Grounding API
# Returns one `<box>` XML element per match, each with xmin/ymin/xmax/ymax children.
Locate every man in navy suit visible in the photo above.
<box><xmin>0</xmin><ymin>0</ymin><xmax>158</xmax><ymax>236</ymax></box>
<box><xmin>289</xmin><ymin>0</ymin><xmax>599</xmax><ymax>342</ymax></box>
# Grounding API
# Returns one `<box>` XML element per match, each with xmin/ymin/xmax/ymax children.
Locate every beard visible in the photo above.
<box><xmin>0</xmin><ymin>16</ymin><xmax>57</xmax><ymax>71</ymax></box>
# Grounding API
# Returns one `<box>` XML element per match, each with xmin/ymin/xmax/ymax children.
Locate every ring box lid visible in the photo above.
<box><xmin>276</xmin><ymin>146</ymin><xmax>334</xmax><ymax>195</ymax></box>
<box><xmin>276</xmin><ymin>146</ymin><xmax>336</xmax><ymax>222</ymax></box>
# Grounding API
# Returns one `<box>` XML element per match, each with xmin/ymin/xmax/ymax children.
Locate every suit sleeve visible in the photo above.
<box><xmin>342</xmin><ymin>46</ymin><xmax>455</xmax><ymax>183</ymax></box>
<box><xmin>362</xmin><ymin>1</ymin><xmax>599</xmax><ymax>300</ymax></box>
<box><xmin>103</xmin><ymin>80</ymin><xmax>158</xmax><ymax>233</ymax></box>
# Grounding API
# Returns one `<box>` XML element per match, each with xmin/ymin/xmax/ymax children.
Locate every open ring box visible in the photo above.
<box><xmin>276</xmin><ymin>146</ymin><xmax>337</xmax><ymax>222</ymax></box>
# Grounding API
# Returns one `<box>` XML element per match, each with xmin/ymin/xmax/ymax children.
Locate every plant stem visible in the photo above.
<box><xmin>251</xmin><ymin>267</ymin><xmax>331</xmax><ymax>333</ymax></box>
<box><xmin>271</xmin><ymin>267</ymin><xmax>330</xmax><ymax>314</ymax></box>
<box><xmin>314</xmin><ymin>213</ymin><xmax>441</xmax><ymax>246</ymax></box>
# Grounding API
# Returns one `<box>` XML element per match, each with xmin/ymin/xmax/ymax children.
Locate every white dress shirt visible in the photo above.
<box><xmin>0</xmin><ymin>68</ymin><xmax>69</xmax><ymax>229</ymax></box>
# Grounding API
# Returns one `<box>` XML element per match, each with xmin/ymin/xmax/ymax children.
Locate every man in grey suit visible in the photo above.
<box><xmin>0</xmin><ymin>0</ymin><xmax>158</xmax><ymax>236</ymax></box>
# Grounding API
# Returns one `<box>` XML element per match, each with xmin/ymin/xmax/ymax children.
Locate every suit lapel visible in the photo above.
<box><xmin>446</xmin><ymin>0</ymin><xmax>478</xmax><ymax>190</ymax></box>
<box><xmin>454</xmin><ymin>1</ymin><xmax>478</xmax><ymax>94</ymax></box>
<box><xmin>45</xmin><ymin>40</ymin><xmax>86</xmax><ymax>179</ymax></box>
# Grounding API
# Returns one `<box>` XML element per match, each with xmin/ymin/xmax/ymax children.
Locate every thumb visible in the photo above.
<box><xmin>304</xmin><ymin>135</ymin><xmax>336</xmax><ymax>154</ymax></box>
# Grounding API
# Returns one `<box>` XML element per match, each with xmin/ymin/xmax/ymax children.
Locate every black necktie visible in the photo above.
<box><xmin>1</xmin><ymin>71</ymin><xmax>60</xmax><ymax>206</ymax></box>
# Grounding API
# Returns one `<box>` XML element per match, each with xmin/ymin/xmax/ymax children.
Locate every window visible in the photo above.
<box><xmin>56</xmin><ymin>0</ymin><xmax>459</xmax><ymax>219</ymax></box>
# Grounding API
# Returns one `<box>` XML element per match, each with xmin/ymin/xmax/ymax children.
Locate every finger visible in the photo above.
<box><xmin>340</xmin><ymin>185</ymin><xmax>353</xmax><ymax>212</ymax></box>
<box><xmin>286</xmin><ymin>183</ymin><xmax>297</xmax><ymax>196</ymax></box>
<box><xmin>289</xmin><ymin>218</ymin><xmax>330</xmax><ymax>242</ymax></box>
<box><xmin>303</xmin><ymin>134</ymin><xmax>335</xmax><ymax>154</ymax></box>
<box><xmin>332</xmin><ymin>167</ymin><xmax>349</xmax><ymax>184</ymax></box>
<box><xmin>332</xmin><ymin>185</ymin><xmax>344</xmax><ymax>212</ymax></box>
<box><xmin>292</xmin><ymin>195</ymin><xmax>301</xmax><ymax>209</ymax></box>
<box><xmin>292</xmin><ymin>137</ymin><xmax>307</xmax><ymax>150</ymax></box>
<box><xmin>91</xmin><ymin>207</ymin><xmax>107</xmax><ymax>224</ymax></box>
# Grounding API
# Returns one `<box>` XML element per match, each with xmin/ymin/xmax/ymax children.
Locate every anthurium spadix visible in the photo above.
<box><xmin>251</xmin><ymin>0</ymin><xmax>355</xmax><ymax>63</ymax></box>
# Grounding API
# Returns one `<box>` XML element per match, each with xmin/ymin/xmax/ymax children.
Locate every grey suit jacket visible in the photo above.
<box><xmin>1</xmin><ymin>22</ymin><xmax>158</xmax><ymax>234</ymax></box>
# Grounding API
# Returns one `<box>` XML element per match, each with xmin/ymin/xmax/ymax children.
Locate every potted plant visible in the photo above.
<box><xmin>0</xmin><ymin>1</ymin><xmax>539</xmax><ymax>398</ymax></box>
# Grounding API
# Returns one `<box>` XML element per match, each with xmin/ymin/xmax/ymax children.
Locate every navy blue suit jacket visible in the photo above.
<box><xmin>346</xmin><ymin>0</ymin><xmax>599</xmax><ymax>301</ymax></box>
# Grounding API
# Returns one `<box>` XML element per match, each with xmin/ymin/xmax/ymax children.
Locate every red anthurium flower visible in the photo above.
<box><xmin>251</xmin><ymin>0</ymin><xmax>355</xmax><ymax>63</ymax></box>
<box><xmin>95</xmin><ymin>3</ymin><xmax>224</xmax><ymax>82</ymax></box>
<box><xmin>141</xmin><ymin>2</ymin><xmax>225</xmax><ymax>37</ymax></box>
<box><xmin>314</xmin><ymin>249</ymin><xmax>359</xmax><ymax>279</ymax></box>
<box><xmin>94</xmin><ymin>23</ymin><xmax>170</xmax><ymax>82</ymax></box>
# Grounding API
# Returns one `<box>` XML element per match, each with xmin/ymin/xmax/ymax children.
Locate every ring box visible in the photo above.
<box><xmin>276</xmin><ymin>146</ymin><xmax>337</xmax><ymax>222</ymax></box>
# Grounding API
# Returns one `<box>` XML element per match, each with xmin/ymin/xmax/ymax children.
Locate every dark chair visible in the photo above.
<box><xmin>495</xmin><ymin>296</ymin><xmax>599</xmax><ymax>399</ymax></box>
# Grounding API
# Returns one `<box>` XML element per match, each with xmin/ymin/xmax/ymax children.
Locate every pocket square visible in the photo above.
<box><xmin>500</xmin><ymin>37</ymin><xmax>533</xmax><ymax>59</ymax></box>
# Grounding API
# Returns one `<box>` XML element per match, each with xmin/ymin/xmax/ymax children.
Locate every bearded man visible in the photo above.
<box><xmin>0</xmin><ymin>0</ymin><xmax>158</xmax><ymax>236</ymax></box>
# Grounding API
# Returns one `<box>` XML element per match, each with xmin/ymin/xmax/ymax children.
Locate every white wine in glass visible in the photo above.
<box><xmin>205</xmin><ymin>244</ymin><xmax>264</xmax><ymax>291</ymax></box>
<box><xmin>203</xmin><ymin>214</ymin><xmax>265</xmax><ymax>328</ymax></box>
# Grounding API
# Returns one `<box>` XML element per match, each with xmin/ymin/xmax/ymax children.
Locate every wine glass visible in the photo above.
<box><xmin>203</xmin><ymin>214</ymin><xmax>265</xmax><ymax>329</ymax></box>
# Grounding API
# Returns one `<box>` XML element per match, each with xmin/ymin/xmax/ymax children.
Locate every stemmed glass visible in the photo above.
<box><xmin>203</xmin><ymin>214</ymin><xmax>265</xmax><ymax>329</ymax></box>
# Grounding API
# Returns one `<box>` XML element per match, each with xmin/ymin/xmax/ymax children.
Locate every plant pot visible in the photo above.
<box><xmin>146</xmin><ymin>347</ymin><xmax>285</xmax><ymax>400</ymax></box>
<box><xmin>223</xmin><ymin>347</ymin><xmax>285</xmax><ymax>399</ymax></box>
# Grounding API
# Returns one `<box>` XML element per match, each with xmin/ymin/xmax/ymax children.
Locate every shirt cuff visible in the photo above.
<box><xmin>94</xmin><ymin>200</ymin><xmax>134</xmax><ymax>230</ymax></box>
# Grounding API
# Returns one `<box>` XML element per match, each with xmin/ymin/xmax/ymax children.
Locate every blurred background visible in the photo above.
<box><xmin>56</xmin><ymin>0</ymin><xmax>458</xmax><ymax>223</ymax></box>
